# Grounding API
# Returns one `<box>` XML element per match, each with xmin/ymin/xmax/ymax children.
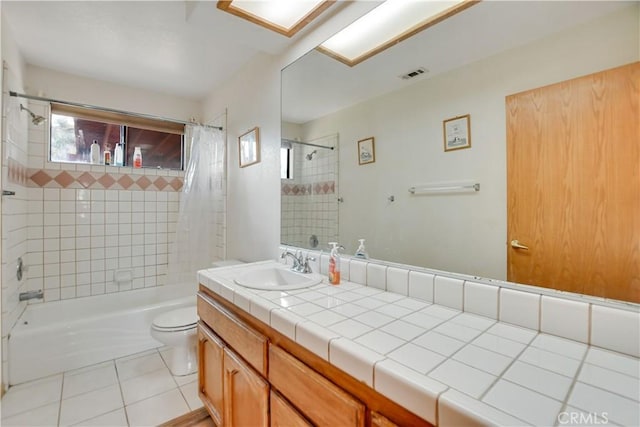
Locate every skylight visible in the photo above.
<box><xmin>318</xmin><ymin>0</ymin><xmax>477</xmax><ymax>66</ymax></box>
<box><xmin>217</xmin><ymin>0</ymin><xmax>334</xmax><ymax>37</ymax></box>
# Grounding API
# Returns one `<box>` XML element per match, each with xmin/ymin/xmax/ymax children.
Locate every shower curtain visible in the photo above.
<box><xmin>167</xmin><ymin>124</ymin><xmax>225</xmax><ymax>287</ymax></box>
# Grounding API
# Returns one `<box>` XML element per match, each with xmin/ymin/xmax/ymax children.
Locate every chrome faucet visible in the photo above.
<box><xmin>19</xmin><ymin>290</ymin><xmax>43</xmax><ymax>301</ymax></box>
<box><xmin>280</xmin><ymin>250</ymin><xmax>315</xmax><ymax>274</ymax></box>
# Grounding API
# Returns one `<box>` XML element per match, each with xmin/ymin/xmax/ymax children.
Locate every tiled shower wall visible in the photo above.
<box><xmin>281</xmin><ymin>134</ymin><xmax>338</xmax><ymax>251</ymax></box>
<box><xmin>1</xmin><ymin>73</ymin><xmax>30</xmax><ymax>388</ymax></box>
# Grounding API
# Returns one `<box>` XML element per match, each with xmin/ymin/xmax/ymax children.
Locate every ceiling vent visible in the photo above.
<box><xmin>400</xmin><ymin>67</ymin><xmax>428</xmax><ymax>80</ymax></box>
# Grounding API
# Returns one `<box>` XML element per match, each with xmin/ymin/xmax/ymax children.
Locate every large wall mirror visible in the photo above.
<box><xmin>281</xmin><ymin>1</ymin><xmax>639</xmax><ymax>303</ymax></box>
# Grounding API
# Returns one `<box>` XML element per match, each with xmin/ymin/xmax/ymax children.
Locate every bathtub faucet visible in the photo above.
<box><xmin>19</xmin><ymin>290</ymin><xmax>43</xmax><ymax>301</ymax></box>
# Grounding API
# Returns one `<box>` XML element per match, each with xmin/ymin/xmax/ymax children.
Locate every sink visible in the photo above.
<box><xmin>234</xmin><ymin>267</ymin><xmax>322</xmax><ymax>290</ymax></box>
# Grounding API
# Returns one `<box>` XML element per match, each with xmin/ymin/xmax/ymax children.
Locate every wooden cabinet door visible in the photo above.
<box><xmin>371</xmin><ymin>411</ymin><xmax>399</xmax><ymax>427</ymax></box>
<box><xmin>270</xmin><ymin>391</ymin><xmax>312</xmax><ymax>427</ymax></box>
<box><xmin>223</xmin><ymin>347</ymin><xmax>269</xmax><ymax>427</ymax></box>
<box><xmin>198</xmin><ymin>323</ymin><xmax>225</xmax><ymax>427</ymax></box>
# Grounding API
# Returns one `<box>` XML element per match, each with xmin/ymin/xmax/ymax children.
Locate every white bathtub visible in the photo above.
<box><xmin>8</xmin><ymin>285</ymin><xmax>196</xmax><ymax>386</ymax></box>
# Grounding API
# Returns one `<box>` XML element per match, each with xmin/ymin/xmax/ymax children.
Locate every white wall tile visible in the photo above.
<box><xmin>386</xmin><ymin>267</ymin><xmax>409</xmax><ymax>296</ymax></box>
<box><xmin>591</xmin><ymin>305</ymin><xmax>640</xmax><ymax>357</ymax></box>
<box><xmin>464</xmin><ymin>281</ymin><xmax>499</xmax><ymax>319</ymax></box>
<box><xmin>434</xmin><ymin>276</ymin><xmax>464</xmax><ymax>310</ymax></box>
<box><xmin>540</xmin><ymin>296</ymin><xmax>589</xmax><ymax>343</ymax></box>
<box><xmin>366</xmin><ymin>263</ymin><xmax>386</xmax><ymax>290</ymax></box>
<box><xmin>349</xmin><ymin>259</ymin><xmax>367</xmax><ymax>285</ymax></box>
<box><xmin>499</xmin><ymin>288</ymin><xmax>540</xmax><ymax>330</ymax></box>
<box><xmin>408</xmin><ymin>271</ymin><xmax>434</xmax><ymax>302</ymax></box>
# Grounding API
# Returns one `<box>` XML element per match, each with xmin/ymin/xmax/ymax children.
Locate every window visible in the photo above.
<box><xmin>50</xmin><ymin>103</ymin><xmax>185</xmax><ymax>170</ymax></box>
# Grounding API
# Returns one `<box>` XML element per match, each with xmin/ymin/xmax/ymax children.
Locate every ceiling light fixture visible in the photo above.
<box><xmin>217</xmin><ymin>0</ymin><xmax>335</xmax><ymax>38</ymax></box>
<box><xmin>318</xmin><ymin>0</ymin><xmax>479</xmax><ymax>67</ymax></box>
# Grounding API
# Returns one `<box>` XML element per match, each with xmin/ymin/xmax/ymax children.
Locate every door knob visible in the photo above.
<box><xmin>510</xmin><ymin>239</ymin><xmax>529</xmax><ymax>250</ymax></box>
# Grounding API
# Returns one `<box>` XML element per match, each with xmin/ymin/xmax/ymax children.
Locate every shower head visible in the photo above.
<box><xmin>306</xmin><ymin>150</ymin><xmax>317</xmax><ymax>160</ymax></box>
<box><xmin>20</xmin><ymin>104</ymin><xmax>46</xmax><ymax>125</ymax></box>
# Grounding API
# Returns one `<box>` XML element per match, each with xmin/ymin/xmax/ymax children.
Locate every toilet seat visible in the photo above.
<box><xmin>152</xmin><ymin>306</ymin><xmax>198</xmax><ymax>332</ymax></box>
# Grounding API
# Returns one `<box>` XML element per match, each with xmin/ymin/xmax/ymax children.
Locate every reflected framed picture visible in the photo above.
<box><xmin>443</xmin><ymin>114</ymin><xmax>471</xmax><ymax>152</ymax></box>
<box><xmin>358</xmin><ymin>137</ymin><xmax>375</xmax><ymax>165</ymax></box>
<box><xmin>239</xmin><ymin>127</ymin><xmax>260</xmax><ymax>167</ymax></box>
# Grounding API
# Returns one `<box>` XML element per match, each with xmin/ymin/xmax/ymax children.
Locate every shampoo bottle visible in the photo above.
<box><xmin>328</xmin><ymin>242</ymin><xmax>341</xmax><ymax>285</ymax></box>
<box><xmin>354</xmin><ymin>239</ymin><xmax>369</xmax><ymax>259</ymax></box>
<box><xmin>133</xmin><ymin>147</ymin><xmax>143</xmax><ymax>168</ymax></box>
<box><xmin>114</xmin><ymin>143</ymin><xmax>124</xmax><ymax>166</ymax></box>
<box><xmin>90</xmin><ymin>140</ymin><xmax>101</xmax><ymax>164</ymax></box>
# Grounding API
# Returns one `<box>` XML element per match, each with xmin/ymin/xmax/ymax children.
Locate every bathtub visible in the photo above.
<box><xmin>8</xmin><ymin>285</ymin><xmax>196</xmax><ymax>386</ymax></box>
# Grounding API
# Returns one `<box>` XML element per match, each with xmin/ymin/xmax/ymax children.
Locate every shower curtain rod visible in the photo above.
<box><xmin>9</xmin><ymin>91</ymin><xmax>223</xmax><ymax>131</ymax></box>
<box><xmin>282</xmin><ymin>138</ymin><xmax>334</xmax><ymax>150</ymax></box>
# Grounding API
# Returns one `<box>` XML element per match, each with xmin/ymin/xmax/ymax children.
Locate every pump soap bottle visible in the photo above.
<box><xmin>328</xmin><ymin>242</ymin><xmax>341</xmax><ymax>285</ymax></box>
<box><xmin>354</xmin><ymin>239</ymin><xmax>369</xmax><ymax>259</ymax></box>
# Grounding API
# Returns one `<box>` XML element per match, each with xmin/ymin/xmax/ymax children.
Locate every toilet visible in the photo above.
<box><xmin>151</xmin><ymin>259</ymin><xmax>244</xmax><ymax>376</ymax></box>
<box><xmin>151</xmin><ymin>306</ymin><xmax>198</xmax><ymax>376</ymax></box>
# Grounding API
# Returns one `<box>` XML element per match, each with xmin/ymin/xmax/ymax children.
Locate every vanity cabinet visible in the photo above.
<box><xmin>197</xmin><ymin>289</ymin><xmax>432</xmax><ymax>427</ymax></box>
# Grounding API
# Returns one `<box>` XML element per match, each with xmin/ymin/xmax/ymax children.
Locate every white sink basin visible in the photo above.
<box><xmin>234</xmin><ymin>267</ymin><xmax>322</xmax><ymax>290</ymax></box>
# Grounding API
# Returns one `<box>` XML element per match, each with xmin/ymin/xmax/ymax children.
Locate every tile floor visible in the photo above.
<box><xmin>1</xmin><ymin>348</ymin><xmax>201</xmax><ymax>426</ymax></box>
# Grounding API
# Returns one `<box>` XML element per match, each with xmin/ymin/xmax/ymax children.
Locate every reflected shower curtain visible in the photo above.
<box><xmin>167</xmin><ymin>125</ymin><xmax>225</xmax><ymax>287</ymax></box>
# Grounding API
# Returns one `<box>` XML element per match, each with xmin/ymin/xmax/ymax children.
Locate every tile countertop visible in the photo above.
<box><xmin>197</xmin><ymin>261</ymin><xmax>640</xmax><ymax>427</ymax></box>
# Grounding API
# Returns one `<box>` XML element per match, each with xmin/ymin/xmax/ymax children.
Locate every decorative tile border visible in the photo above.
<box><xmin>28</xmin><ymin>169</ymin><xmax>183</xmax><ymax>191</ymax></box>
<box><xmin>282</xmin><ymin>180</ymin><xmax>335</xmax><ymax>196</ymax></box>
<box><xmin>7</xmin><ymin>157</ymin><xmax>29</xmax><ymax>187</ymax></box>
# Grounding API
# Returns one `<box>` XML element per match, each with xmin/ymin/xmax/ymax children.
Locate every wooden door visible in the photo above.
<box><xmin>507</xmin><ymin>62</ymin><xmax>639</xmax><ymax>302</ymax></box>
<box><xmin>198</xmin><ymin>324</ymin><xmax>225</xmax><ymax>427</ymax></box>
<box><xmin>223</xmin><ymin>347</ymin><xmax>269</xmax><ymax>427</ymax></box>
<box><xmin>270</xmin><ymin>391</ymin><xmax>312</xmax><ymax>427</ymax></box>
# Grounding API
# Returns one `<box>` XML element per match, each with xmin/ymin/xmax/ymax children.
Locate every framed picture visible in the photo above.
<box><xmin>358</xmin><ymin>137</ymin><xmax>375</xmax><ymax>165</ymax></box>
<box><xmin>443</xmin><ymin>114</ymin><xmax>471</xmax><ymax>152</ymax></box>
<box><xmin>239</xmin><ymin>127</ymin><xmax>260</xmax><ymax>167</ymax></box>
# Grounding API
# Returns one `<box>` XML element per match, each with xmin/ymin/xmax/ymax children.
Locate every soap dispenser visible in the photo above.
<box><xmin>328</xmin><ymin>242</ymin><xmax>341</xmax><ymax>285</ymax></box>
<box><xmin>354</xmin><ymin>239</ymin><xmax>369</xmax><ymax>259</ymax></box>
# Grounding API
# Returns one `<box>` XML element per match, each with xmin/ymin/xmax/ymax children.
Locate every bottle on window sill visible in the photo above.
<box><xmin>90</xmin><ymin>140</ymin><xmax>101</xmax><ymax>164</ymax></box>
<box><xmin>114</xmin><ymin>143</ymin><xmax>124</xmax><ymax>167</ymax></box>
<box><xmin>133</xmin><ymin>146</ymin><xmax>143</xmax><ymax>169</ymax></box>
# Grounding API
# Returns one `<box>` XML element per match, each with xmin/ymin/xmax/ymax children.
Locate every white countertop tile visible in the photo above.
<box><xmin>413</xmin><ymin>331</ymin><xmax>466</xmax><ymax>357</ymax></box>
<box><xmin>375</xmin><ymin>359</ymin><xmax>447</xmax><ymax>425</ymax></box>
<box><xmin>502</xmin><ymin>361</ymin><xmax>573</xmax><ymax>401</ymax></box>
<box><xmin>483</xmin><ymin>379</ymin><xmax>563</xmax><ymax>426</ymax></box>
<box><xmin>518</xmin><ymin>346</ymin><xmax>582</xmax><ymax>377</ymax></box>
<box><xmin>452</xmin><ymin>344</ymin><xmax>513</xmax><ymax>376</ymax></box>
<box><xmin>387</xmin><ymin>342</ymin><xmax>446</xmax><ymax>374</ymax></box>
<box><xmin>355</xmin><ymin>329</ymin><xmax>406</xmax><ymax>355</ymax></box>
<box><xmin>198</xmin><ymin>262</ymin><xmax>640</xmax><ymax>427</ymax></box>
<box><xmin>584</xmin><ymin>347</ymin><xmax>640</xmax><ymax>378</ymax></box>
<box><xmin>578</xmin><ymin>363</ymin><xmax>640</xmax><ymax>401</ymax></box>
<box><xmin>428</xmin><ymin>359</ymin><xmax>496</xmax><ymax>399</ymax></box>
<box><xmin>568</xmin><ymin>382</ymin><xmax>640</xmax><ymax>426</ymax></box>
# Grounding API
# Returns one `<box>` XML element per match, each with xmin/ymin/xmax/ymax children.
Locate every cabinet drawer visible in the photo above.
<box><xmin>269</xmin><ymin>344</ymin><xmax>365</xmax><ymax>427</ymax></box>
<box><xmin>198</xmin><ymin>293</ymin><xmax>268</xmax><ymax>376</ymax></box>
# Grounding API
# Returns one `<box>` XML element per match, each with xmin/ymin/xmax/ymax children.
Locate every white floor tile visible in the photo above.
<box><xmin>120</xmin><ymin>367</ymin><xmax>177</xmax><ymax>405</ymax></box>
<box><xmin>71</xmin><ymin>408</ymin><xmax>128</xmax><ymax>427</ymax></box>
<box><xmin>1</xmin><ymin>402</ymin><xmax>59</xmax><ymax>427</ymax></box>
<box><xmin>1</xmin><ymin>374</ymin><xmax>63</xmax><ymax>418</ymax></box>
<box><xmin>180</xmin><ymin>381</ymin><xmax>204</xmax><ymax>411</ymax></box>
<box><xmin>59</xmin><ymin>384</ymin><xmax>124</xmax><ymax>426</ymax></box>
<box><xmin>174</xmin><ymin>372</ymin><xmax>198</xmax><ymax>387</ymax></box>
<box><xmin>429</xmin><ymin>359</ymin><xmax>496</xmax><ymax>398</ymax></box>
<box><xmin>483</xmin><ymin>379</ymin><xmax>563</xmax><ymax>426</ymax></box>
<box><xmin>126</xmin><ymin>388</ymin><xmax>190</xmax><ymax>427</ymax></box>
<box><xmin>116</xmin><ymin>351</ymin><xmax>166</xmax><ymax>381</ymax></box>
<box><xmin>63</xmin><ymin>361</ymin><xmax>118</xmax><ymax>399</ymax></box>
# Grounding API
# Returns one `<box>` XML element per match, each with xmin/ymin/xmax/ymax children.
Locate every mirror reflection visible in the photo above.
<box><xmin>281</xmin><ymin>1</ymin><xmax>639</xmax><ymax>302</ymax></box>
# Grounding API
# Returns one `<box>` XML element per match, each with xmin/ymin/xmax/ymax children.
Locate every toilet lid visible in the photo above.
<box><xmin>153</xmin><ymin>306</ymin><xmax>198</xmax><ymax>330</ymax></box>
